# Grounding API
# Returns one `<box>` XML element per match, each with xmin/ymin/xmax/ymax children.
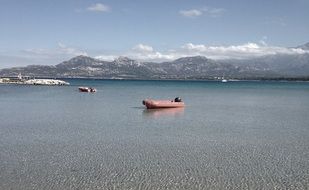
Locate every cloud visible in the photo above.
<box><xmin>202</xmin><ymin>7</ymin><xmax>225</xmax><ymax>17</ymax></box>
<box><xmin>128</xmin><ymin>51</ymin><xmax>176</xmax><ymax>61</ymax></box>
<box><xmin>87</xmin><ymin>3</ymin><xmax>110</xmax><ymax>12</ymax></box>
<box><xmin>180</xmin><ymin>6</ymin><xmax>225</xmax><ymax>18</ymax></box>
<box><xmin>0</xmin><ymin>43</ymin><xmax>88</xmax><ymax>68</ymax></box>
<box><xmin>4</xmin><ymin>42</ymin><xmax>308</xmax><ymax>69</ymax></box>
<box><xmin>259</xmin><ymin>36</ymin><xmax>268</xmax><ymax>46</ymax></box>
<box><xmin>94</xmin><ymin>42</ymin><xmax>309</xmax><ymax>63</ymax></box>
<box><xmin>95</xmin><ymin>44</ymin><xmax>178</xmax><ymax>62</ymax></box>
<box><xmin>179</xmin><ymin>9</ymin><xmax>203</xmax><ymax>18</ymax></box>
<box><xmin>23</xmin><ymin>43</ymin><xmax>87</xmax><ymax>57</ymax></box>
<box><xmin>57</xmin><ymin>43</ymin><xmax>88</xmax><ymax>56</ymax></box>
<box><xmin>129</xmin><ymin>44</ymin><xmax>177</xmax><ymax>61</ymax></box>
<box><xmin>132</xmin><ymin>44</ymin><xmax>154</xmax><ymax>52</ymax></box>
<box><xmin>180</xmin><ymin>42</ymin><xmax>308</xmax><ymax>59</ymax></box>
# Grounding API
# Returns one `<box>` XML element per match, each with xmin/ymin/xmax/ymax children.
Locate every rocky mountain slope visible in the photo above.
<box><xmin>1</xmin><ymin>44</ymin><xmax>309</xmax><ymax>80</ymax></box>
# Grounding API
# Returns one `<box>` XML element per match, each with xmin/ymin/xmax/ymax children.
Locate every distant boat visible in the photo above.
<box><xmin>142</xmin><ymin>97</ymin><xmax>184</xmax><ymax>109</ymax></box>
<box><xmin>78</xmin><ymin>87</ymin><xmax>96</xmax><ymax>93</ymax></box>
<box><xmin>222</xmin><ymin>79</ymin><xmax>228</xmax><ymax>83</ymax></box>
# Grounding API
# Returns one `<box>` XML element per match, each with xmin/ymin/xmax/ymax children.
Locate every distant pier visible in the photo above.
<box><xmin>0</xmin><ymin>75</ymin><xmax>69</xmax><ymax>86</ymax></box>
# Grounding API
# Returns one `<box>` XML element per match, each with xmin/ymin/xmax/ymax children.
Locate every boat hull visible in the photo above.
<box><xmin>143</xmin><ymin>99</ymin><xmax>185</xmax><ymax>109</ymax></box>
<box><xmin>78</xmin><ymin>87</ymin><xmax>96</xmax><ymax>93</ymax></box>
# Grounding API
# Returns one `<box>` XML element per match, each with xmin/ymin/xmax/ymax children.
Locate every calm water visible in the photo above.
<box><xmin>0</xmin><ymin>80</ymin><xmax>309</xmax><ymax>189</ymax></box>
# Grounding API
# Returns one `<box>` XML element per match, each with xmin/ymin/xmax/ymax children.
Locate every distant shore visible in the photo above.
<box><xmin>1</xmin><ymin>76</ymin><xmax>309</xmax><ymax>84</ymax></box>
<box><xmin>55</xmin><ymin>77</ymin><xmax>309</xmax><ymax>82</ymax></box>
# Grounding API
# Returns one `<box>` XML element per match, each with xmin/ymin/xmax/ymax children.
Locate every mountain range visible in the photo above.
<box><xmin>1</xmin><ymin>43</ymin><xmax>309</xmax><ymax>80</ymax></box>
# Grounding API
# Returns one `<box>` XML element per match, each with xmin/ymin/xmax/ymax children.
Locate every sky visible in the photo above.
<box><xmin>0</xmin><ymin>0</ymin><xmax>309</xmax><ymax>68</ymax></box>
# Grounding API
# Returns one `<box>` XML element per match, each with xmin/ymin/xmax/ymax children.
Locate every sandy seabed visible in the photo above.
<box><xmin>1</xmin><ymin>133</ymin><xmax>308</xmax><ymax>190</ymax></box>
<box><xmin>1</xmin><ymin>81</ymin><xmax>308</xmax><ymax>189</ymax></box>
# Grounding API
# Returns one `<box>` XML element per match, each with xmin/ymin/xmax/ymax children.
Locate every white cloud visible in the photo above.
<box><xmin>202</xmin><ymin>7</ymin><xmax>225</xmax><ymax>17</ymax></box>
<box><xmin>128</xmin><ymin>51</ymin><xmax>177</xmax><ymax>61</ymax></box>
<box><xmin>95</xmin><ymin>42</ymin><xmax>309</xmax><ymax>63</ymax></box>
<box><xmin>180</xmin><ymin>6</ymin><xmax>225</xmax><ymax>18</ymax></box>
<box><xmin>259</xmin><ymin>36</ymin><xmax>268</xmax><ymax>46</ymax></box>
<box><xmin>57</xmin><ymin>42</ymin><xmax>88</xmax><ymax>56</ymax></box>
<box><xmin>179</xmin><ymin>9</ymin><xmax>203</xmax><ymax>18</ymax></box>
<box><xmin>0</xmin><ymin>43</ymin><xmax>88</xmax><ymax>68</ymax></box>
<box><xmin>95</xmin><ymin>44</ymin><xmax>178</xmax><ymax>62</ymax></box>
<box><xmin>24</xmin><ymin>43</ymin><xmax>87</xmax><ymax>57</ymax></box>
<box><xmin>129</xmin><ymin>44</ymin><xmax>177</xmax><ymax>61</ymax></box>
<box><xmin>87</xmin><ymin>3</ymin><xmax>110</xmax><ymax>12</ymax></box>
<box><xmin>180</xmin><ymin>42</ymin><xmax>308</xmax><ymax>59</ymax></box>
<box><xmin>133</xmin><ymin>44</ymin><xmax>154</xmax><ymax>52</ymax></box>
<box><xmin>7</xmin><ymin>42</ymin><xmax>308</xmax><ymax>68</ymax></box>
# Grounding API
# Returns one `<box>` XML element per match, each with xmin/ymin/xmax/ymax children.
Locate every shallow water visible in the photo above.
<box><xmin>0</xmin><ymin>80</ymin><xmax>309</xmax><ymax>189</ymax></box>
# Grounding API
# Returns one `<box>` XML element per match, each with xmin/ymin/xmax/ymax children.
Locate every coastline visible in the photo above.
<box><xmin>48</xmin><ymin>77</ymin><xmax>309</xmax><ymax>82</ymax></box>
<box><xmin>1</xmin><ymin>76</ymin><xmax>309</xmax><ymax>86</ymax></box>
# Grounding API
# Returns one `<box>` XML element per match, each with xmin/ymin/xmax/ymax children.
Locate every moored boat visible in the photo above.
<box><xmin>142</xmin><ymin>97</ymin><xmax>184</xmax><ymax>109</ymax></box>
<box><xmin>78</xmin><ymin>87</ymin><xmax>97</xmax><ymax>93</ymax></box>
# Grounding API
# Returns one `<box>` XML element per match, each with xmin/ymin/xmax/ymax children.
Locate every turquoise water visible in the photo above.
<box><xmin>0</xmin><ymin>80</ymin><xmax>309</xmax><ymax>189</ymax></box>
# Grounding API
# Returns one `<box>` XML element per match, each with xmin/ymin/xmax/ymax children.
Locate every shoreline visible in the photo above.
<box><xmin>49</xmin><ymin>77</ymin><xmax>309</xmax><ymax>83</ymax></box>
<box><xmin>1</xmin><ymin>76</ymin><xmax>309</xmax><ymax>84</ymax></box>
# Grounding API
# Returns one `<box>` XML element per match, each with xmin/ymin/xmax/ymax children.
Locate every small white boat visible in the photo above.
<box><xmin>222</xmin><ymin>79</ymin><xmax>228</xmax><ymax>83</ymax></box>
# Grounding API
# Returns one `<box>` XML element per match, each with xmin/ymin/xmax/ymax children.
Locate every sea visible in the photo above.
<box><xmin>0</xmin><ymin>79</ymin><xmax>308</xmax><ymax>189</ymax></box>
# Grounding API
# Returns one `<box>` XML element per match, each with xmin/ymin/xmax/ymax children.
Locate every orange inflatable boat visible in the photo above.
<box><xmin>142</xmin><ymin>97</ymin><xmax>185</xmax><ymax>109</ymax></box>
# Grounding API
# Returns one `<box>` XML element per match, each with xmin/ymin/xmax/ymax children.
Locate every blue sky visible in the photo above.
<box><xmin>0</xmin><ymin>0</ymin><xmax>308</xmax><ymax>68</ymax></box>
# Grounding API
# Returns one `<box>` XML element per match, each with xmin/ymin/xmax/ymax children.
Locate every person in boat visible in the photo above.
<box><xmin>174</xmin><ymin>97</ymin><xmax>182</xmax><ymax>102</ymax></box>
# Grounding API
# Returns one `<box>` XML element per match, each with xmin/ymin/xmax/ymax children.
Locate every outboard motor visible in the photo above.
<box><xmin>174</xmin><ymin>97</ymin><xmax>182</xmax><ymax>102</ymax></box>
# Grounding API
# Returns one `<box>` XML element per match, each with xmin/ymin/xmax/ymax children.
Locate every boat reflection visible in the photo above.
<box><xmin>143</xmin><ymin>108</ymin><xmax>185</xmax><ymax>118</ymax></box>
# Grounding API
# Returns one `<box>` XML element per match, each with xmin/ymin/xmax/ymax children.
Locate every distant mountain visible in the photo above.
<box><xmin>1</xmin><ymin>44</ymin><xmax>309</xmax><ymax>80</ymax></box>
